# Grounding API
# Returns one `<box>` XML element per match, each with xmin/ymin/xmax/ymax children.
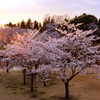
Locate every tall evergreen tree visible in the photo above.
<box><xmin>33</xmin><ymin>20</ymin><xmax>39</xmax><ymax>29</ymax></box>
<box><xmin>20</xmin><ymin>20</ymin><xmax>26</xmax><ymax>29</ymax></box>
<box><xmin>26</xmin><ymin>18</ymin><xmax>32</xmax><ymax>29</ymax></box>
<box><xmin>8</xmin><ymin>22</ymin><xmax>13</xmax><ymax>27</ymax></box>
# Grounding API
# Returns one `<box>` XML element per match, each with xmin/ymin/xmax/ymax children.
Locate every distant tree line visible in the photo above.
<box><xmin>70</xmin><ymin>13</ymin><xmax>98</xmax><ymax>24</ymax></box>
<box><xmin>4</xmin><ymin>13</ymin><xmax>100</xmax><ymax>31</ymax></box>
<box><xmin>70</xmin><ymin>13</ymin><xmax>100</xmax><ymax>30</ymax></box>
<box><xmin>4</xmin><ymin>16</ymin><xmax>55</xmax><ymax>30</ymax></box>
<box><xmin>4</xmin><ymin>14</ymin><xmax>70</xmax><ymax>30</ymax></box>
<box><xmin>4</xmin><ymin>22</ymin><xmax>16</xmax><ymax>28</ymax></box>
<box><xmin>4</xmin><ymin>18</ymin><xmax>42</xmax><ymax>30</ymax></box>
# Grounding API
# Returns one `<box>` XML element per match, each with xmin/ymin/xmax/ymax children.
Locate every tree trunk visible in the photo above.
<box><xmin>23</xmin><ymin>69</ymin><xmax>26</xmax><ymax>85</ymax></box>
<box><xmin>64</xmin><ymin>81</ymin><xmax>69</xmax><ymax>99</ymax></box>
<box><xmin>42</xmin><ymin>71</ymin><xmax>47</xmax><ymax>86</ymax></box>
<box><xmin>6</xmin><ymin>68</ymin><xmax>9</xmax><ymax>73</ymax></box>
<box><xmin>6</xmin><ymin>61</ymin><xmax>9</xmax><ymax>73</ymax></box>
<box><xmin>30</xmin><ymin>73</ymin><xmax>34</xmax><ymax>91</ymax></box>
<box><xmin>43</xmin><ymin>81</ymin><xmax>46</xmax><ymax>86</ymax></box>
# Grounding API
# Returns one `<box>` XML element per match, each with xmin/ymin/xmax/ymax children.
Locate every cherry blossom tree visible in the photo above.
<box><xmin>0</xmin><ymin>27</ymin><xmax>27</xmax><ymax>46</ymax></box>
<box><xmin>0</xmin><ymin>21</ymin><xmax>100</xmax><ymax>99</ymax></box>
<box><xmin>35</xmin><ymin>21</ymin><xmax>100</xmax><ymax>99</ymax></box>
<box><xmin>0</xmin><ymin>29</ymin><xmax>53</xmax><ymax>91</ymax></box>
<box><xmin>0</xmin><ymin>29</ymin><xmax>37</xmax><ymax>89</ymax></box>
<box><xmin>49</xmin><ymin>25</ymin><xmax>100</xmax><ymax>99</ymax></box>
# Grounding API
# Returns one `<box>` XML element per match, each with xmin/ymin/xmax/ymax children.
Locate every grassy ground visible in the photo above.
<box><xmin>0</xmin><ymin>41</ymin><xmax>100</xmax><ymax>100</ymax></box>
<box><xmin>0</xmin><ymin>70</ymin><xmax>100</xmax><ymax>100</ymax></box>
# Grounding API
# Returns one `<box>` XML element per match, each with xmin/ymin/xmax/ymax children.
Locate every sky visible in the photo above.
<box><xmin>0</xmin><ymin>0</ymin><xmax>100</xmax><ymax>25</ymax></box>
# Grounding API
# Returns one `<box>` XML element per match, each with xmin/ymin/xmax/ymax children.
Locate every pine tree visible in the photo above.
<box><xmin>20</xmin><ymin>20</ymin><xmax>26</xmax><ymax>29</ymax></box>
<box><xmin>33</xmin><ymin>20</ymin><xmax>39</xmax><ymax>29</ymax></box>
<box><xmin>8</xmin><ymin>22</ymin><xmax>13</xmax><ymax>27</ymax></box>
<box><xmin>26</xmin><ymin>18</ymin><xmax>32</xmax><ymax>29</ymax></box>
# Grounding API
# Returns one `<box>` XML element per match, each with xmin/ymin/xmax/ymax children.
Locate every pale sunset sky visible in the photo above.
<box><xmin>0</xmin><ymin>0</ymin><xmax>100</xmax><ymax>25</ymax></box>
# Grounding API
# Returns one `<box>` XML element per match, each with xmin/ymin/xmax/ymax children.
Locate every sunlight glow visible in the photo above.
<box><xmin>0</xmin><ymin>0</ymin><xmax>100</xmax><ymax>24</ymax></box>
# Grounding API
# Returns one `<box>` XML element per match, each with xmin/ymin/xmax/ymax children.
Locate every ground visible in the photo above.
<box><xmin>0</xmin><ymin>70</ymin><xmax>100</xmax><ymax>100</ymax></box>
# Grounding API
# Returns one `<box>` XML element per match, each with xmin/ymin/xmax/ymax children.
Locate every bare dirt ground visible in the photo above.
<box><xmin>0</xmin><ymin>71</ymin><xmax>100</xmax><ymax>100</ymax></box>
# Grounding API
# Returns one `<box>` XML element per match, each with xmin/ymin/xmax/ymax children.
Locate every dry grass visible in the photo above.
<box><xmin>0</xmin><ymin>46</ymin><xmax>5</xmax><ymax>50</ymax></box>
<box><xmin>0</xmin><ymin>70</ymin><xmax>100</xmax><ymax>100</ymax></box>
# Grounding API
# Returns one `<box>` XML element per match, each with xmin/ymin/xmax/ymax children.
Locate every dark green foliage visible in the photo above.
<box><xmin>70</xmin><ymin>13</ymin><xmax>98</xmax><ymax>25</ymax></box>
<box><xmin>70</xmin><ymin>13</ymin><xmax>98</xmax><ymax>31</ymax></box>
